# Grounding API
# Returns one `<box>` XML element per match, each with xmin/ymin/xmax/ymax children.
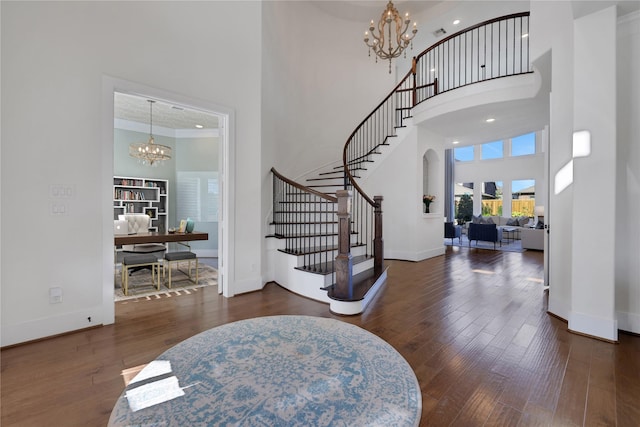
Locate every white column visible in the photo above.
<box><xmin>569</xmin><ymin>6</ymin><xmax>618</xmax><ymax>341</ymax></box>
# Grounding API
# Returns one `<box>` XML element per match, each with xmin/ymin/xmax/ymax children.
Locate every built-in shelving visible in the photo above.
<box><xmin>113</xmin><ymin>176</ymin><xmax>168</xmax><ymax>233</ymax></box>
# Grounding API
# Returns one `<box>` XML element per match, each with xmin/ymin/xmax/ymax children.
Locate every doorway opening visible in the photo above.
<box><xmin>102</xmin><ymin>77</ymin><xmax>234</xmax><ymax>324</ymax></box>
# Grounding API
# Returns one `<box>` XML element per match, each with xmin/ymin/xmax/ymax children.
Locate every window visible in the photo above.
<box><xmin>177</xmin><ymin>171</ymin><xmax>219</xmax><ymax>223</ymax></box>
<box><xmin>481</xmin><ymin>141</ymin><xmax>503</xmax><ymax>160</ymax></box>
<box><xmin>511</xmin><ymin>132</ymin><xmax>535</xmax><ymax>156</ymax></box>
<box><xmin>511</xmin><ymin>179</ymin><xmax>535</xmax><ymax>217</ymax></box>
<box><xmin>482</xmin><ymin>181</ymin><xmax>503</xmax><ymax>216</ymax></box>
<box><xmin>454</xmin><ymin>146</ymin><xmax>474</xmax><ymax>162</ymax></box>
<box><xmin>455</xmin><ymin>183</ymin><xmax>473</xmax><ymax>222</ymax></box>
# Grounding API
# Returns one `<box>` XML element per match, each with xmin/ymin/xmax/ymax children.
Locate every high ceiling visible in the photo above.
<box><xmin>114</xmin><ymin>92</ymin><xmax>219</xmax><ymax>130</ymax></box>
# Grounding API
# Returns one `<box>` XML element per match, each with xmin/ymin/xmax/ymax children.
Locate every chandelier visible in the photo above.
<box><xmin>364</xmin><ymin>1</ymin><xmax>418</xmax><ymax>73</ymax></box>
<box><xmin>129</xmin><ymin>100</ymin><xmax>172</xmax><ymax>166</ymax></box>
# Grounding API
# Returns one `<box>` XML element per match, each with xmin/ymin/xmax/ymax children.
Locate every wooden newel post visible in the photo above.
<box><xmin>334</xmin><ymin>190</ymin><xmax>353</xmax><ymax>300</ymax></box>
<box><xmin>374</xmin><ymin>196</ymin><xmax>384</xmax><ymax>273</ymax></box>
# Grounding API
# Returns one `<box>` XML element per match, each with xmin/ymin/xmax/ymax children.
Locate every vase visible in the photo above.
<box><xmin>424</xmin><ymin>203</ymin><xmax>430</xmax><ymax>213</ymax></box>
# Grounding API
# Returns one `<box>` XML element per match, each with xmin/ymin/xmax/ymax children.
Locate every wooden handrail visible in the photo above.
<box><xmin>414</xmin><ymin>12</ymin><xmax>530</xmax><ymax>60</ymax></box>
<box><xmin>271</xmin><ymin>167</ymin><xmax>337</xmax><ymax>203</ymax></box>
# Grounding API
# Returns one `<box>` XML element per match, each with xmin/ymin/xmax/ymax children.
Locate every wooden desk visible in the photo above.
<box><xmin>115</xmin><ymin>231</ymin><xmax>208</xmax><ymax>246</ymax></box>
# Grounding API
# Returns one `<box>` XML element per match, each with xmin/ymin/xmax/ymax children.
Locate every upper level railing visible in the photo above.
<box><xmin>413</xmin><ymin>12</ymin><xmax>531</xmax><ymax>103</ymax></box>
<box><xmin>341</xmin><ymin>12</ymin><xmax>532</xmax><ymax>274</ymax></box>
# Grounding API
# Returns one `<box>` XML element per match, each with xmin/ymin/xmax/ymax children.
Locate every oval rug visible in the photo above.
<box><xmin>109</xmin><ymin>315</ymin><xmax>421</xmax><ymax>426</ymax></box>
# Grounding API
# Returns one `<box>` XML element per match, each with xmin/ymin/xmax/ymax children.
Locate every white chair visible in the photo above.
<box><xmin>118</xmin><ymin>214</ymin><xmax>166</xmax><ymax>269</ymax></box>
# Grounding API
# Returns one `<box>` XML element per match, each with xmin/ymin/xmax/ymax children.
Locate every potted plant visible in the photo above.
<box><xmin>423</xmin><ymin>195</ymin><xmax>435</xmax><ymax>213</ymax></box>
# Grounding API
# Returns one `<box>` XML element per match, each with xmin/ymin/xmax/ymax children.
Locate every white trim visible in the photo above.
<box><xmin>616</xmin><ymin>310</ymin><xmax>640</xmax><ymax>335</ymax></box>
<box><xmin>569</xmin><ymin>311</ymin><xmax>618</xmax><ymax>342</ymax></box>
<box><xmin>385</xmin><ymin>247</ymin><xmax>445</xmax><ymax>262</ymax></box>
<box><xmin>102</xmin><ymin>76</ymin><xmax>235</xmax><ymax>318</ymax></box>
<box><xmin>114</xmin><ymin>118</ymin><xmax>219</xmax><ymax>138</ymax></box>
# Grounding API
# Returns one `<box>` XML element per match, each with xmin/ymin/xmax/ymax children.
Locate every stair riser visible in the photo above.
<box><xmin>272</xmin><ymin>223</ymin><xmax>340</xmax><ymax>235</ymax></box>
<box><xmin>277</xmin><ymin>234</ymin><xmax>364</xmax><ymax>249</ymax></box>
<box><xmin>281</xmin><ymin>245</ymin><xmax>368</xmax><ymax>268</ymax></box>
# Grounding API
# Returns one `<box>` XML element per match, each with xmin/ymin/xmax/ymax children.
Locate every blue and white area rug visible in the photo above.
<box><xmin>109</xmin><ymin>315</ymin><xmax>421</xmax><ymax>426</ymax></box>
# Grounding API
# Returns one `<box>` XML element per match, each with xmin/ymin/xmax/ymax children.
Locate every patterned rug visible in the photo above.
<box><xmin>114</xmin><ymin>264</ymin><xmax>217</xmax><ymax>302</ymax></box>
<box><xmin>108</xmin><ymin>315</ymin><xmax>421</xmax><ymax>426</ymax></box>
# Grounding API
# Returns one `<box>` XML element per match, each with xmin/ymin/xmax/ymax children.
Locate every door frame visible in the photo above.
<box><xmin>101</xmin><ymin>76</ymin><xmax>235</xmax><ymax>324</ymax></box>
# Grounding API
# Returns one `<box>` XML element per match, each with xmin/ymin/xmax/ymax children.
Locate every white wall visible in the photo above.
<box><xmin>261</xmin><ymin>1</ymin><xmax>397</xmax><ymax>180</ymax></box>
<box><xmin>570</xmin><ymin>6</ymin><xmax>618</xmax><ymax>340</ymax></box>
<box><xmin>362</xmin><ymin>126</ymin><xmax>446</xmax><ymax>261</ymax></box>
<box><xmin>530</xmin><ymin>0</ymin><xmax>576</xmax><ymax>326</ymax></box>
<box><xmin>530</xmin><ymin>1</ymin><xmax>640</xmax><ymax>339</ymax></box>
<box><xmin>615</xmin><ymin>11</ymin><xmax>640</xmax><ymax>333</ymax></box>
<box><xmin>1</xmin><ymin>1</ymin><xmax>262</xmax><ymax>346</ymax></box>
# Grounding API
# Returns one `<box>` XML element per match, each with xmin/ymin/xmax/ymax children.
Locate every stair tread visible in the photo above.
<box><xmin>327</xmin><ymin>266</ymin><xmax>387</xmax><ymax>301</ymax></box>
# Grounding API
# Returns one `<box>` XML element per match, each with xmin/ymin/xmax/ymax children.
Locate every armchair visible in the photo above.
<box><xmin>468</xmin><ymin>223</ymin><xmax>502</xmax><ymax>249</ymax></box>
<box><xmin>444</xmin><ymin>222</ymin><xmax>462</xmax><ymax>244</ymax></box>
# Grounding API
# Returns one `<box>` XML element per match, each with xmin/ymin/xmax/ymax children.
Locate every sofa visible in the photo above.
<box><xmin>478</xmin><ymin>215</ymin><xmax>534</xmax><ymax>229</ymax></box>
<box><xmin>521</xmin><ymin>227</ymin><xmax>544</xmax><ymax>250</ymax></box>
<box><xmin>468</xmin><ymin>223</ymin><xmax>503</xmax><ymax>249</ymax></box>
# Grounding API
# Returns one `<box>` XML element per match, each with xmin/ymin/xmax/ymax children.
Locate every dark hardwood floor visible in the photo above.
<box><xmin>2</xmin><ymin>247</ymin><xmax>639</xmax><ymax>426</ymax></box>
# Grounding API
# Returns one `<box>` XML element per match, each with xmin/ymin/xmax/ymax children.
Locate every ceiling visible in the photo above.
<box><xmin>114</xmin><ymin>92</ymin><xmax>219</xmax><ymax>130</ymax></box>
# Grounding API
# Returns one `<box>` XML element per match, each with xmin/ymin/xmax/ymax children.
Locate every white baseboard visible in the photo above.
<box><xmin>232</xmin><ymin>275</ymin><xmax>264</xmax><ymax>297</ymax></box>
<box><xmin>569</xmin><ymin>311</ymin><xmax>618</xmax><ymax>341</ymax></box>
<box><xmin>385</xmin><ymin>247</ymin><xmax>445</xmax><ymax>262</ymax></box>
<box><xmin>616</xmin><ymin>310</ymin><xmax>640</xmax><ymax>335</ymax></box>
<box><xmin>1</xmin><ymin>306</ymin><xmax>103</xmax><ymax>347</ymax></box>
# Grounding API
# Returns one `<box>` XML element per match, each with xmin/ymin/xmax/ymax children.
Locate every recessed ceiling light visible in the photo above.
<box><xmin>522</xmin><ymin>33</ymin><xmax>529</xmax><ymax>38</ymax></box>
<box><xmin>452</xmin><ymin>140</ymin><xmax>460</xmax><ymax>144</ymax></box>
<box><xmin>195</xmin><ymin>124</ymin><xmax>204</xmax><ymax>129</ymax></box>
<box><xmin>430</xmin><ymin>68</ymin><xmax>436</xmax><ymax>72</ymax></box>
<box><xmin>485</xmin><ymin>118</ymin><xmax>496</xmax><ymax>123</ymax></box>
<box><xmin>453</xmin><ymin>19</ymin><xmax>460</xmax><ymax>25</ymax></box>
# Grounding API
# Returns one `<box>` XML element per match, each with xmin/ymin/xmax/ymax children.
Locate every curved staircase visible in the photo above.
<box><xmin>268</xmin><ymin>12</ymin><xmax>532</xmax><ymax>315</ymax></box>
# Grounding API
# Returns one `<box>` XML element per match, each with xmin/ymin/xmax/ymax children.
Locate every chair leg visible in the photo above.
<box><xmin>122</xmin><ymin>265</ymin><xmax>128</xmax><ymax>296</ymax></box>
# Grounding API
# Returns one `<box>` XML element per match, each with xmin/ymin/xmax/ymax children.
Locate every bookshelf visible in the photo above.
<box><xmin>113</xmin><ymin>176</ymin><xmax>168</xmax><ymax>233</ymax></box>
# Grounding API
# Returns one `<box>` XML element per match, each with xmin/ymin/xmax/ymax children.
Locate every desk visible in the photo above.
<box><xmin>115</xmin><ymin>231</ymin><xmax>208</xmax><ymax>246</ymax></box>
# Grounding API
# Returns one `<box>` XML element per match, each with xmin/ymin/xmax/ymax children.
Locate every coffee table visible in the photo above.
<box><xmin>502</xmin><ymin>226</ymin><xmax>520</xmax><ymax>243</ymax></box>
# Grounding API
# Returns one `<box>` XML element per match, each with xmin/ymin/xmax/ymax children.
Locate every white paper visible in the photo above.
<box><xmin>129</xmin><ymin>360</ymin><xmax>173</xmax><ymax>385</ymax></box>
<box><xmin>126</xmin><ymin>376</ymin><xmax>185</xmax><ymax>412</ymax></box>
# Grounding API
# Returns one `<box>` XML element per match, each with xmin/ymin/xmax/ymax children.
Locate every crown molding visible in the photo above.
<box><xmin>114</xmin><ymin>118</ymin><xmax>219</xmax><ymax>138</ymax></box>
